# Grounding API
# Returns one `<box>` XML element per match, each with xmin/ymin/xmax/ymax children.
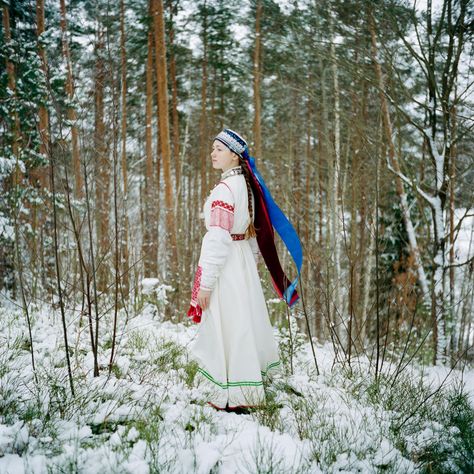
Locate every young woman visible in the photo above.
<box><xmin>187</xmin><ymin>128</ymin><xmax>301</xmax><ymax>412</ymax></box>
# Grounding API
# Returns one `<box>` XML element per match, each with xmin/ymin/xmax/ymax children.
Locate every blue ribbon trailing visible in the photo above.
<box><xmin>243</xmin><ymin>150</ymin><xmax>303</xmax><ymax>306</ymax></box>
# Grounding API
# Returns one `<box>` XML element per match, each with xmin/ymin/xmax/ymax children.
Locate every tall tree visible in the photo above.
<box><xmin>252</xmin><ymin>0</ymin><xmax>263</xmax><ymax>160</ymax></box>
<box><xmin>120</xmin><ymin>0</ymin><xmax>130</xmax><ymax>295</ymax></box>
<box><xmin>198</xmin><ymin>0</ymin><xmax>209</xmax><ymax>204</ymax></box>
<box><xmin>94</xmin><ymin>25</ymin><xmax>110</xmax><ymax>291</ymax></box>
<box><xmin>59</xmin><ymin>0</ymin><xmax>82</xmax><ymax>198</ymax></box>
<box><xmin>34</xmin><ymin>0</ymin><xmax>49</xmax><ymax>190</ymax></box>
<box><xmin>153</xmin><ymin>0</ymin><xmax>178</xmax><ymax>286</ymax></box>
<box><xmin>143</xmin><ymin>0</ymin><xmax>158</xmax><ymax>276</ymax></box>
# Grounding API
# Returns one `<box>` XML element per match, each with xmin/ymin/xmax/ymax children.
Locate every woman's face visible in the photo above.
<box><xmin>211</xmin><ymin>140</ymin><xmax>239</xmax><ymax>172</ymax></box>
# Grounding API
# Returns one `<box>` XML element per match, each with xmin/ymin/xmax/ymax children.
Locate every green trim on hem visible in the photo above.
<box><xmin>197</xmin><ymin>360</ymin><xmax>281</xmax><ymax>389</ymax></box>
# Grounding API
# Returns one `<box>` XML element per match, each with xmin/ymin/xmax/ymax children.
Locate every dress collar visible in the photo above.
<box><xmin>221</xmin><ymin>165</ymin><xmax>242</xmax><ymax>180</ymax></box>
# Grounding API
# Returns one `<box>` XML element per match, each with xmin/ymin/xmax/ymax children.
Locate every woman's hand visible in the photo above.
<box><xmin>197</xmin><ymin>289</ymin><xmax>211</xmax><ymax>310</ymax></box>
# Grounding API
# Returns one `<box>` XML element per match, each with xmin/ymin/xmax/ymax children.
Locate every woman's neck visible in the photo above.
<box><xmin>221</xmin><ymin>165</ymin><xmax>242</xmax><ymax>179</ymax></box>
<box><xmin>222</xmin><ymin>164</ymin><xmax>241</xmax><ymax>173</ymax></box>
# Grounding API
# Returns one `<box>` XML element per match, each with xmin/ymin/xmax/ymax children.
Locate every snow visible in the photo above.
<box><xmin>0</xmin><ymin>292</ymin><xmax>473</xmax><ymax>473</ymax></box>
<box><xmin>0</xmin><ymin>156</ymin><xmax>26</xmax><ymax>176</ymax></box>
<box><xmin>140</xmin><ymin>278</ymin><xmax>161</xmax><ymax>294</ymax></box>
<box><xmin>454</xmin><ymin>208</ymin><xmax>474</xmax><ymax>263</ymax></box>
<box><xmin>0</xmin><ymin>455</ymin><xmax>26</xmax><ymax>474</ymax></box>
<box><xmin>140</xmin><ymin>278</ymin><xmax>173</xmax><ymax>306</ymax></box>
<box><xmin>0</xmin><ymin>214</ymin><xmax>14</xmax><ymax>241</ymax></box>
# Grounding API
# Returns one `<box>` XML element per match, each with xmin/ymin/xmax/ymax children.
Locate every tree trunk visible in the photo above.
<box><xmin>448</xmin><ymin>93</ymin><xmax>459</xmax><ymax>360</ymax></box>
<box><xmin>428</xmin><ymin>0</ymin><xmax>466</xmax><ymax>363</ymax></box>
<box><xmin>199</xmin><ymin>1</ymin><xmax>208</xmax><ymax>204</ymax></box>
<box><xmin>320</xmin><ymin>61</ymin><xmax>331</xmax><ymax>338</ymax></box>
<box><xmin>34</xmin><ymin>0</ymin><xmax>49</xmax><ymax>190</ymax></box>
<box><xmin>2</xmin><ymin>5</ymin><xmax>21</xmax><ymax>187</ymax></box>
<box><xmin>330</xmin><ymin>15</ymin><xmax>342</xmax><ymax>340</ymax></box>
<box><xmin>252</xmin><ymin>0</ymin><xmax>262</xmax><ymax>160</ymax></box>
<box><xmin>59</xmin><ymin>0</ymin><xmax>82</xmax><ymax>198</ymax></box>
<box><xmin>449</xmin><ymin>89</ymin><xmax>457</xmax><ymax>359</ymax></box>
<box><xmin>168</xmin><ymin>1</ymin><xmax>181</xmax><ymax>252</ymax></box>
<box><xmin>119</xmin><ymin>0</ymin><xmax>130</xmax><ymax>296</ymax></box>
<box><xmin>153</xmin><ymin>0</ymin><xmax>178</xmax><ymax>291</ymax></box>
<box><xmin>94</xmin><ymin>26</ymin><xmax>110</xmax><ymax>292</ymax></box>
<box><xmin>143</xmin><ymin>0</ymin><xmax>158</xmax><ymax>276</ymax></box>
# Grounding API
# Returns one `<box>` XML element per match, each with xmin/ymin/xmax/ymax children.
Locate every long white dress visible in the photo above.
<box><xmin>189</xmin><ymin>166</ymin><xmax>280</xmax><ymax>409</ymax></box>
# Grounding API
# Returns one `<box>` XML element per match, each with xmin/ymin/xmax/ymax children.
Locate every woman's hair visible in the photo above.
<box><xmin>238</xmin><ymin>155</ymin><xmax>257</xmax><ymax>238</ymax></box>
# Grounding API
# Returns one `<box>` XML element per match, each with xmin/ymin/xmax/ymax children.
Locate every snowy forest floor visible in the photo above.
<box><xmin>1</xmin><ymin>296</ymin><xmax>473</xmax><ymax>474</ymax></box>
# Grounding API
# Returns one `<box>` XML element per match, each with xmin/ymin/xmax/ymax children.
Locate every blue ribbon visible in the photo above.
<box><xmin>244</xmin><ymin>150</ymin><xmax>303</xmax><ymax>305</ymax></box>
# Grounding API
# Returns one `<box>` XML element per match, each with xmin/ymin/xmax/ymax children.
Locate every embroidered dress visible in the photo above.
<box><xmin>188</xmin><ymin>166</ymin><xmax>280</xmax><ymax>409</ymax></box>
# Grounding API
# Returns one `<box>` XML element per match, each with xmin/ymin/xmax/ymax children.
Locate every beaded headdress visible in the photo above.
<box><xmin>214</xmin><ymin>129</ymin><xmax>248</xmax><ymax>157</ymax></box>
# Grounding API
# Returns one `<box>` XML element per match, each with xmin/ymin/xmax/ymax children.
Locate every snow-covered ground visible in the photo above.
<box><xmin>1</xmin><ymin>295</ymin><xmax>473</xmax><ymax>473</ymax></box>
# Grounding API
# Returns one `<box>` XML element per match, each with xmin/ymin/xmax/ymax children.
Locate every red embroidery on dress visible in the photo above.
<box><xmin>187</xmin><ymin>265</ymin><xmax>203</xmax><ymax>323</ymax></box>
<box><xmin>211</xmin><ymin>200</ymin><xmax>234</xmax><ymax>212</ymax></box>
<box><xmin>191</xmin><ymin>265</ymin><xmax>202</xmax><ymax>302</ymax></box>
<box><xmin>210</xmin><ymin>200</ymin><xmax>234</xmax><ymax>231</ymax></box>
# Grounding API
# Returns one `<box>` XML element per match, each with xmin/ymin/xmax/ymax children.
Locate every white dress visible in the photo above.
<box><xmin>189</xmin><ymin>166</ymin><xmax>280</xmax><ymax>409</ymax></box>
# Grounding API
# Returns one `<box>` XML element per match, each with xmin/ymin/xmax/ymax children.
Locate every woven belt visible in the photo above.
<box><xmin>231</xmin><ymin>233</ymin><xmax>246</xmax><ymax>241</ymax></box>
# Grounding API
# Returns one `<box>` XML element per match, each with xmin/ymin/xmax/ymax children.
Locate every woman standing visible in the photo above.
<box><xmin>187</xmin><ymin>128</ymin><xmax>302</xmax><ymax>412</ymax></box>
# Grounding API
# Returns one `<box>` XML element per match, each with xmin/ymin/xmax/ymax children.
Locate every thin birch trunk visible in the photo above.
<box><xmin>119</xmin><ymin>0</ymin><xmax>130</xmax><ymax>296</ymax></box>
<box><xmin>94</xmin><ymin>26</ymin><xmax>110</xmax><ymax>292</ymax></box>
<box><xmin>458</xmin><ymin>225</ymin><xmax>473</xmax><ymax>355</ymax></box>
<box><xmin>110</xmin><ymin>59</ymin><xmax>120</xmax><ymax>372</ymax></box>
<box><xmin>448</xmin><ymin>86</ymin><xmax>457</xmax><ymax>359</ymax></box>
<box><xmin>84</xmin><ymin>159</ymin><xmax>100</xmax><ymax>377</ymax></box>
<box><xmin>456</xmin><ymin>226</ymin><xmax>473</xmax><ymax>355</ymax></box>
<box><xmin>320</xmin><ymin>62</ymin><xmax>333</xmax><ymax>337</ymax></box>
<box><xmin>50</xmin><ymin>143</ymin><xmax>75</xmax><ymax>395</ymax></box>
<box><xmin>330</xmin><ymin>14</ymin><xmax>342</xmax><ymax>339</ymax></box>
<box><xmin>360</xmin><ymin>209</ymin><xmax>376</xmax><ymax>345</ymax></box>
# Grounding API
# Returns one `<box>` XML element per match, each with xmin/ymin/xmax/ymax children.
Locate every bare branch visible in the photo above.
<box><xmin>385</xmin><ymin>157</ymin><xmax>437</xmax><ymax>207</ymax></box>
<box><xmin>444</xmin><ymin>255</ymin><xmax>474</xmax><ymax>270</ymax></box>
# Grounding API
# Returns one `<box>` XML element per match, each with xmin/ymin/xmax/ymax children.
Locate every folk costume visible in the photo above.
<box><xmin>187</xmin><ymin>129</ymin><xmax>302</xmax><ymax>410</ymax></box>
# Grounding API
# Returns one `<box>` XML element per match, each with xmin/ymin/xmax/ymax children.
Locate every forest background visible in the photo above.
<box><xmin>1</xmin><ymin>0</ymin><xmax>473</xmax><ymax>388</ymax></box>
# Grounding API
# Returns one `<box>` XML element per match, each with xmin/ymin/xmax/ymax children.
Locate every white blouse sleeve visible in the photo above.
<box><xmin>248</xmin><ymin>236</ymin><xmax>261</xmax><ymax>264</ymax></box>
<box><xmin>198</xmin><ymin>183</ymin><xmax>235</xmax><ymax>291</ymax></box>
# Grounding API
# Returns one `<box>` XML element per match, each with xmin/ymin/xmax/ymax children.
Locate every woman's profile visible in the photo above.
<box><xmin>187</xmin><ymin>128</ymin><xmax>301</xmax><ymax>413</ymax></box>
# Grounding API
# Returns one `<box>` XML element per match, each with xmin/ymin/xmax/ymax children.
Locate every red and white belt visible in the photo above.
<box><xmin>231</xmin><ymin>234</ymin><xmax>246</xmax><ymax>241</ymax></box>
